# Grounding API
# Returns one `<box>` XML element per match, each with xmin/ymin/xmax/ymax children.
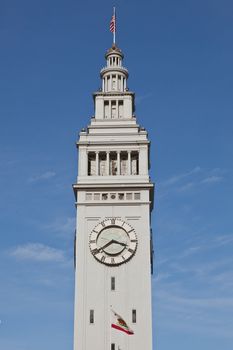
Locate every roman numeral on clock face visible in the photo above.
<box><xmin>101</xmin><ymin>256</ymin><xmax>106</xmax><ymax>262</ymax></box>
<box><xmin>111</xmin><ymin>258</ymin><xmax>115</xmax><ymax>264</ymax></box>
<box><xmin>128</xmin><ymin>248</ymin><xmax>134</xmax><ymax>254</ymax></box>
<box><xmin>90</xmin><ymin>240</ymin><xmax>96</xmax><ymax>244</ymax></box>
<box><xmin>92</xmin><ymin>248</ymin><xmax>99</xmax><ymax>255</ymax></box>
<box><xmin>128</xmin><ymin>229</ymin><xmax>134</xmax><ymax>234</ymax></box>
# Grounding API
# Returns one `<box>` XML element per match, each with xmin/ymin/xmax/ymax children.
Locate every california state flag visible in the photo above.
<box><xmin>111</xmin><ymin>310</ymin><xmax>134</xmax><ymax>335</ymax></box>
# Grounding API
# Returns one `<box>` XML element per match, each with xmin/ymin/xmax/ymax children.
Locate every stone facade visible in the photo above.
<box><xmin>73</xmin><ymin>44</ymin><xmax>154</xmax><ymax>350</ymax></box>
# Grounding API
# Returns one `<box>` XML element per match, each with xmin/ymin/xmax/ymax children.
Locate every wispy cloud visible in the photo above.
<box><xmin>28</xmin><ymin>171</ymin><xmax>56</xmax><ymax>183</ymax></box>
<box><xmin>156</xmin><ymin>289</ymin><xmax>233</xmax><ymax>309</ymax></box>
<box><xmin>136</xmin><ymin>92</ymin><xmax>153</xmax><ymax>104</ymax></box>
<box><xmin>180</xmin><ymin>233</ymin><xmax>233</xmax><ymax>259</ymax></box>
<box><xmin>9</xmin><ymin>243</ymin><xmax>66</xmax><ymax>262</ymax></box>
<box><xmin>154</xmin><ymin>280</ymin><xmax>233</xmax><ymax>338</ymax></box>
<box><xmin>180</xmin><ymin>245</ymin><xmax>203</xmax><ymax>257</ymax></box>
<box><xmin>43</xmin><ymin>217</ymin><xmax>75</xmax><ymax>237</ymax></box>
<box><xmin>160</xmin><ymin>166</ymin><xmax>201</xmax><ymax>187</ymax></box>
<box><xmin>176</xmin><ymin>181</ymin><xmax>195</xmax><ymax>193</ymax></box>
<box><xmin>201</xmin><ymin>175</ymin><xmax>223</xmax><ymax>184</ymax></box>
<box><xmin>215</xmin><ymin>234</ymin><xmax>233</xmax><ymax>245</ymax></box>
<box><xmin>158</xmin><ymin>167</ymin><xmax>225</xmax><ymax>197</ymax></box>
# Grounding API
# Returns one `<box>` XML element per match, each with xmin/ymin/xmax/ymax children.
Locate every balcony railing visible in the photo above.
<box><xmin>100</xmin><ymin>66</ymin><xmax>128</xmax><ymax>74</ymax></box>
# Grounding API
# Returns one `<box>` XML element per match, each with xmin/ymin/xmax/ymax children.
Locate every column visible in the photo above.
<box><xmin>96</xmin><ymin>152</ymin><xmax>99</xmax><ymax>176</ymax></box>
<box><xmin>102</xmin><ymin>78</ymin><xmax>104</xmax><ymax>92</ymax></box>
<box><xmin>124</xmin><ymin>78</ymin><xmax>126</xmax><ymax>91</ymax></box>
<box><xmin>110</xmin><ymin>75</ymin><xmax>112</xmax><ymax>91</ymax></box>
<box><xmin>85</xmin><ymin>151</ymin><xmax>88</xmax><ymax>176</ymax></box>
<box><xmin>106</xmin><ymin>151</ymin><xmax>110</xmax><ymax>176</ymax></box>
<box><xmin>116</xmin><ymin>100</ymin><xmax>119</xmax><ymax>119</ymax></box>
<box><xmin>117</xmin><ymin>151</ymin><xmax>121</xmax><ymax>175</ymax></box>
<box><xmin>128</xmin><ymin>151</ymin><xmax>131</xmax><ymax>175</ymax></box>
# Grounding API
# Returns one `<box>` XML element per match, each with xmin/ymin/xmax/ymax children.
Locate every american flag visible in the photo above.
<box><xmin>110</xmin><ymin>14</ymin><xmax>116</xmax><ymax>33</ymax></box>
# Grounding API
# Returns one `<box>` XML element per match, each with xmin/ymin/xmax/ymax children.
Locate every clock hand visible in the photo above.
<box><xmin>98</xmin><ymin>240</ymin><xmax>127</xmax><ymax>253</ymax></box>
<box><xmin>98</xmin><ymin>239</ymin><xmax>115</xmax><ymax>251</ymax></box>
<box><xmin>111</xmin><ymin>240</ymin><xmax>127</xmax><ymax>247</ymax></box>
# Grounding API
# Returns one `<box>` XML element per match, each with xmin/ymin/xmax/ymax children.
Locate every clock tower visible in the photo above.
<box><xmin>73</xmin><ymin>43</ymin><xmax>154</xmax><ymax>350</ymax></box>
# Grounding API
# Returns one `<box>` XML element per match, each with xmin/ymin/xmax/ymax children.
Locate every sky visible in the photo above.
<box><xmin>0</xmin><ymin>0</ymin><xmax>233</xmax><ymax>349</ymax></box>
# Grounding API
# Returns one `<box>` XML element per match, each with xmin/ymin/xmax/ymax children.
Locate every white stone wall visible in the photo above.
<box><xmin>73</xmin><ymin>196</ymin><xmax>153</xmax><ymax>350</ymax></box>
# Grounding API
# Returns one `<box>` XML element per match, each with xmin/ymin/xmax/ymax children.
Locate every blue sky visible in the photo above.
<box><xmin>0</xmin><ymin>0</ymin><xmax>233</xmax><ymax>349</ymax></box>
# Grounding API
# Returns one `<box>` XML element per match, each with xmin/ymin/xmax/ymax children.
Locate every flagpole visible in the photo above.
<box><xmin>113</xmin><ymin>7</ymin><xmax>116</xmax><ymax>44</ymax></box>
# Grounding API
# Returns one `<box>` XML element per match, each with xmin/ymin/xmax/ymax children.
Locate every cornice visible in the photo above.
<box><xmin>77</xmin><ymin>140</ymin><xmax>150</xmax><ymax>146</ymax></box>
<box><xmin>73</xmin><ymin>182</ymin><xmax>154</xmax><ymax>191</ymax></box>
<box><xmin>93</xmin><ymin>91</ymin><xmax>135</xmax><ymax>97</ymax></box>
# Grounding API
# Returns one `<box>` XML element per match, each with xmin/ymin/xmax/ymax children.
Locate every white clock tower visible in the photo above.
<box><xmin>73</xmin><ymin>43</ymin><xmax>154</xmax><ymax>350</ymax></box>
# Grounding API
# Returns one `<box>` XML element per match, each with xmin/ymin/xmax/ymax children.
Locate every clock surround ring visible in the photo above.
<box><xmin>89</xmin><ymin>218</ymin><xmax>138</xmax><ymax>266</ymax></box>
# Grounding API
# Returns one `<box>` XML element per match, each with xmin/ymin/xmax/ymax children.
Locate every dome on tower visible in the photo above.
<box><xmin>100</xmin><ymin>43</ymin><xmax>128</xmax><ymax>81</ymax></box>
<box><xmin>105</xmin><ymin>44</ymin><xmax>124</xmax><ymax>59</ymax></box>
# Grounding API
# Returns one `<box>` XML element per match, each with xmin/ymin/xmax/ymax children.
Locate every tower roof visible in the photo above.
<box><xmin>105</xmin><ymin>44</ymin><xmax>124</xmax><ymax>59</ymax></box>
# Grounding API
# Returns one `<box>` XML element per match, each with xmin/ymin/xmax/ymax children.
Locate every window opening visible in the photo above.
<box><xmin>126</xmin><ymin>193</ymin><xmax>133</xmax><ymax>200</ymax></box>
<box><xmin>90</xmin><ymin>310</ymin><xmax>94</xmax><ymax>324</ymax></box>
<box><xmin>132</xmin><ymin>309</ymin><xmax>136</xmax><ymax>323</ymax></box>
<box><xmin>86</xmin><ymin>193</ymin><xmax>92</xmax><ymax>201</ymax></box>
<box><xmin>112</xmin><ymin>75</ymin><xmax>116</xmax><ymax>90</ymax></box>
<box><xmin>111</xmin><ymin>344</ymin><xmax>115</xmax><ymax>350</ymax></box>
<box><xmin>134</xmin><ymin>193</ymin><xmax>141</xmax><ymax>200</ymax></box>
<box><xmin>88</xmin><ymin>153</ymin><xmax>96</xmax><ymax>176</ymax></box>
<box><xmin>110</xmin><ymin>152</ymin><xmax>117</xmax><ymax>175</ymax></box>
<box><xmin>104</xmin><ymin>101</ymin><xmax>109</xmax><ymax>119</ymax></box>
<box><xmin>111</xmin><ymin>101</ymin><xmax>116</xmax><ymax>118</ymax></box>
<box><xmin>119</xmin><ymin>100</ymin><xmax>123</xmax><ymax>118</ymax></box>
<box><xmin>111</xmin><ymin>277</ymin><xmax>115</xmax><ymax>291</ymax></box>
<box><xmin>99</xmin><ymin>153</ymin><xmax>107</xmax><ymax>176</ymax></box>
<box><xmin>120</xmin><ymin>152</ymin><xmax>128</xmax><ymax>175</ymax></box>
<box><xmin>131</xmin><ymin>152</ymin><xmax>139</xmax><ymax>175</ymax></box>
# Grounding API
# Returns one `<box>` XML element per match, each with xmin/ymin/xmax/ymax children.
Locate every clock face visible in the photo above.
<box><xmin>89</xmin><ymin>218</ymin><xmax>137</xmax><ymax>266</ymax></box>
